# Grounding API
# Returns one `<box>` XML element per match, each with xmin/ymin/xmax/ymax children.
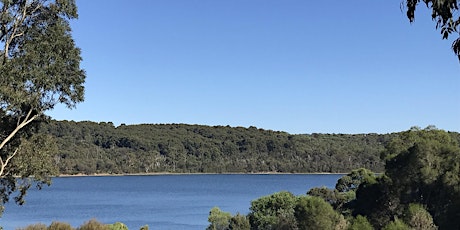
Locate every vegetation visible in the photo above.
<box><xmin>208</xmin><ymin>191</ymin><xmax>347</xmax><ymax>230</ymax></box>
<box><xmin>404</xmin><ymin>0</ymin><xmax>460</xmax><ymax>60</ymax></box>
<box><xmin>37</xmin><ymin>120</ymin><xmax>404</xmax><ymax>175</ymax></box>
<box><xmin>18</xmin><ymin>219</ymin><xmax>147</xmax><ymax>230</ymax></box>
<box><xmin>208</xmin><ymin>127</ymin><xmax>460</xmax><ymax>230</ymax></box>
<box><xmin>207</xmin><ymin>207</ymin><xmax>232</xmax><ymax>230</ymax></box>
<box><xmin>0</xmin><ymin>0</ymin><xmax>85</xmax><ymax>216</ymax></box>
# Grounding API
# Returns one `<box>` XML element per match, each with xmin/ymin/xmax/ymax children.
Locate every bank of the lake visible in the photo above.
<box><xmin>57</xmin><ymin>172</ymin><xmax>347</xmax><ymax>177</ymax></box>
<box><xmin>1</xmin><ymin>174</ymin><xmax>342</xmax><ymax>230</ymax></box>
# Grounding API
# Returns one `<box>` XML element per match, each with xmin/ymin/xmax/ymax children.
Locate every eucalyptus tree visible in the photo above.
<box><xmin>0</xmin><ymin>0</ymin><xmax>85</xmax><ymax>214</ymax></box>
<box><xmin>404</xmin><ymin>0</ymin><xmax>460</xmax><ymax>60</ymax></box>
<box><xmin>353</xmin><ymin>127</ymin><xmax>460</xmax><ymax>228</ymax></box>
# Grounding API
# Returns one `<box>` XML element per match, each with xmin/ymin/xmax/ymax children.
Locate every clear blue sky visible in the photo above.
<box><xmin>47</xmin><ymin>0</ymin><xmax>460</xmax><ymax>134</ymax></box>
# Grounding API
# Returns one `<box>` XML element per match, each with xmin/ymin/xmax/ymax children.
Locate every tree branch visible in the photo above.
<box><xmin>4</xmin><ymin>1</ymin><xmax>30</xmax><ymax>60</ymax></box>
<box><xmin>0</xmin><ymin>108</ymin><xmax>38</xmax><ymax>177</ymax></box>
<box><xmin>0</xmin><ymin>148</ymin><xmax>18</xmax><ymax>176</ymax></box>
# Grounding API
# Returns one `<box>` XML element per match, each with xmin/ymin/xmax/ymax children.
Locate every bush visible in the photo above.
<box><xmin>248</xmin><ymin>191</ymin><xmax>298</xmax><ymax>229</ymax></box>
<box><xmin>207</xmin><ymin>206</ymin><xmax>232</xmax><ymax>230</ymax></box>
<box><xmin>229</xmin><ymin>213</ymin><xmax>250</xmax><ymax>230</ymax></box>
<box><xmin>349</xmin><ymin>215</ymin><xmax>373</xmax><ymax>230</ymax></box>
<box><xmin>48</xmin><ymin>221</ymin><xmax>74</xmax><ymax>230</ymax></box>
<box><xmin>77</xmin><ymin>219</ymin><xmax>109</xmax><ymax>230</ymax></box>
<box><xmin>404</xmin><ymin>203</ymin><xmax>437</xmax><ymax>230</ymax></box>
<box><xmin>294</xmin><ymin>196</ymin><xmax>343</xmax><ymax>230</ymax></box>
<box><xmin>107</xmin><ymin>222</ymin><xmax>128</xmax><ymax>230</ymax></box>
<box><xmin>382</xmin><ymin>219</ymin><xmax>410</xmax><ymax>230</ymax></box>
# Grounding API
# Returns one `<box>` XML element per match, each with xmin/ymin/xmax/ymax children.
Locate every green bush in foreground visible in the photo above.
<box><xmin>108</xmin><ymin>222</ymin><xmax>128</xmax><ymax>230</ymax></box>
<box><xmin>48</xmin><ymin>221</ymin><xmax>74</xmax><ymax>230</ymax></box>
<box><xmin>16</xmin><ymin>219</ymin><xmax>148</xmax><ymax>230</ymax></box>
<box><xmin>78</xmin><ymin>219</ymin><xmax>109</xmax><ymax>230</ymax></box>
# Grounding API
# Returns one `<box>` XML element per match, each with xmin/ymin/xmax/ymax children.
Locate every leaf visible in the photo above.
<box><xmin>452</xmin><ymin>37</ymin><xmax>460</xmax><ymax>61</ymax></box>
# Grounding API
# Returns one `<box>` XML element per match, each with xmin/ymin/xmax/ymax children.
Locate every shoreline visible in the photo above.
<box><xmin>57</xmin><ymin>172</ymin><xmax>347</xmax><ymax>177</ymax></box>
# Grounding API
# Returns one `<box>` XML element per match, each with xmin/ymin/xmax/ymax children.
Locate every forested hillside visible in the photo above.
<box><xmin>38</xmin><ymin>121</ymin><xmax>456</xmax><ymax>175</ymax></box>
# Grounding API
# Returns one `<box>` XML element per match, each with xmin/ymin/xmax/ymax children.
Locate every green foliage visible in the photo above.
<box><xmin>229</xmin><ymin>127</ymin><xmax>459</xmax><ymax>229</ymax></box>
<box><xmin>248</xmin><ymin>191</ymin><xmax>298</xmax><ymax>230</ymax></box>
<box><xmin>404</xmin><ymin>203</ymin><xmax>437</xmax><ymax>230</ymax></box>
<box><xmin>348</xmin><ymin>215</ymin><xmax>373</xmax><ymax>230</ymax></box>
<box><xmin>76</xmin><ymin>219</ymin><xmax>109</xmax><ymax>230</ymax></box>
<box><xmin>308</xmin><ymin>168</ymin><xmax>377</xmax><ymax>214</ymax></box>
<box><xmin>382</xmin><ymin>219</ymin><xmax>410</xmax><ymax>230</ymax></box>
<box><xmin>349</xmin><ymin>127</ymin><xmax>460</xmax><ymax>228</ymax></box>
<box><xmin>40</xmin><ymin>121</ymin><xmax>392</xmax><ymax>175</ymax></box>
<box><xmin>229</xmin><ymin>213</ymin><xmax>250</xmax><ymax>230</ymax></box>
<box><xmin>383</xmin><ymin>127</ymin><xmax>460</xmax><ymax>228</ymax></box>
<box><xmin>352</xmin><ymin>175</ymin><xmax>398</xmax><ymax>228</ymax></box>
<box><xmin>107</xmin><ymin>222</ymin><xmax>128</xmax><ymax>230</ymax></box>
<box><xmin>335</xmin><ymin>168</ymin><xmax>376</xmax><ymax>193</ymax></box>
<box><xmin>294</xmin><ymin>195</ymin><xmax>344</xmax><ymax>230</ymax></box>
<box><xmin>404</xmin><ymin>1</ymin><xmax>460</xmax><ymax>60</ymax></box>
<box><xmin>0</xmin><ymin>0</ymin><xmax>85</xmax><ymax>216</ymax></box>
<box><xmin>207</xmin><ymin>206</ymin><xmax>232</xmax><ymax>230</ymax></box>
<box><xmin>220</xmin><ymin>191</ymin><xmax>347</xmax><ymax>230</ymax></box>
<box><xmin>18</xmin><ymin>220</ymin><xmax>138</xmax><ymax>230</ymax></box>
<box><xmin>307</xmin><ymin>186</ymin><xmax>341</xmax><ymax>206</ymax></box>
<box><xmin>48</xmin><ymin>221</ymin><xmax>74</xmax><ymax>230</ymax></box>
<box><xmin>9</xmin><ymin>133</ymin><xmax>58</xmax><ymax>205</ymax></box>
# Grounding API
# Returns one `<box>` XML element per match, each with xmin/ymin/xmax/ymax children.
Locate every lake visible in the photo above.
<box><xmin>1</xmin><ymin>174</ymin><xmax>342</xmax><ymax>230</ymax></box>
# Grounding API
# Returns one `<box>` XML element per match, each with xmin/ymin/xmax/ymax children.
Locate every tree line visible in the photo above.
<box><xmin>34</xmin><ymin>120</ymin><xmax>413</xmax><ymax>175</ymax></box>
<box><xmin>207</xmin><ymin>127</ymin><xmax>460</xmax><ymax>229</ymax></box>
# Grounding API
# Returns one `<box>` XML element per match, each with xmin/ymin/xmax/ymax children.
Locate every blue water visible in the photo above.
<box><xmin>0</xmin><ymin>174</ymin><xmax>341</xmax><ymax>230</ymax></box>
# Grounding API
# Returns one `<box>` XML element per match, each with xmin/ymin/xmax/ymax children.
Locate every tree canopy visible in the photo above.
<box><xmin>300</xmin><ymin>127</ymin><xmax>459</xmax><ymax>229</ymax></box>
<box><xmin>404</xmin><ymin>0</ymin><xmax>460</xmax><ymax>60</ymax></box>
<box><xmin>36</xmin><ymin>120</ymin><xmax>398</xmax><ymax>175</ymax></box>
<box><xmin>0</xmin><ymin>0</ymin><xmax>85</xmax><ymax>215</ymax></box>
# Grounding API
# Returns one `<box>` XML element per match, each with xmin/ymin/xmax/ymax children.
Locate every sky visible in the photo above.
<box><xmin>47</xmin><ymin>0</ymin><xmax>460</xmax><ymax>134</ymax></box>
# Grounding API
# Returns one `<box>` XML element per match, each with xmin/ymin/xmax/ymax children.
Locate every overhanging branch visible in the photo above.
<box><xmin>0</xmin><ymin>108</ymin><xmax>39</xmax><ymax>176</ymax></box>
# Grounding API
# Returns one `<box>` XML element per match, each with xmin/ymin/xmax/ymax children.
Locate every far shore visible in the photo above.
<box><xmin>57</xmin><ymin>172</ymin><xmax>347</xmax><ymax>177</ymax></box>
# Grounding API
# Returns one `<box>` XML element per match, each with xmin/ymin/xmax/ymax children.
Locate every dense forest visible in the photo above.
<box><xmin>36</xmin><ymin>120</ymin><xmax>459</xmax><ymax>175</ymax></box>
<box><xmin>207</xmin><ymin>128</ymin><xmax>460</xmax><ymax>229</ymax></box>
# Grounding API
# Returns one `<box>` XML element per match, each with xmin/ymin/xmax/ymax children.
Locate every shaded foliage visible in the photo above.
<box><xmin>303</xmin><ymin>127</ymin><xmax>456</xmax><ymax>229</ymax></box>
<box><xmin>307</xmin><ymin>168</ymin><xmax>378</xmax><ymax>215</ymax></box>
<box><xmin>348</xmin><ymin>215</ymin><xmax>374</xmax><ymax>230</ymax></box>
<box><xmin>404</xmin><ymin>203</ymin><xmax>438</xmax><ymax>230</ymax></box>
<box><xmin>229</xmin><ymin>213</ymin><xmax>250</xmax><ymax>230</ymax></box>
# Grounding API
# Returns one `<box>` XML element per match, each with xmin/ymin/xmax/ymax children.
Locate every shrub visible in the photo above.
<box><xmin>77</xmin><ymin>219</ymin><xmax>109</xmax><ymax>230</ymax></box>
<box><xmin>294</xmin><ymin>196</ymin><xmax>343</xmax><ymax>230</ymax></box>
<box><xmin>229</xmin><ymin>213</ymin><xmax>250</xmax><ymax>230</ymax></box>
<box><xmin>382</xmin><ymin>219</ymin><xmax>410</xmax><ymax>230</ymax></box>
<box><xmin>349</xmin><ymin>215</ymin><xmax>373</xmax><ymax>230</ymax></box>
<box><xmin>107</xmin><ymin>222</ymin><xmax>128</xmax><ymax>230</ymax></box>
<box><xmin>48</xmin><ymin>221</ymin><xmax>74</xmax><ymax>230</ymax></box>
<box><xmin>207</xmin><ymin>206</ymin><xmax>232</xmax><ymax>230</ymax></box>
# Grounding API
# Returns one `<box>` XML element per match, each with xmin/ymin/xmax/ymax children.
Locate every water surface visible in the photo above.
<box><xmin>1</xmin><ymin>174</ymin><xmax>341</xmax><ymax>229</ymax></box>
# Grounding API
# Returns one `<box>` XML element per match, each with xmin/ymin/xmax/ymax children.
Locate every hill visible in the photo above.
<box><xmin>38</xmin><ymin>120</ymin><xmax>419</xmax><ymax>175</ymax></box>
